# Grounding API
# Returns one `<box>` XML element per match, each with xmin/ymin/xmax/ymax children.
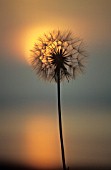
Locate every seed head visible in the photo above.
<box><xmin>30</xmin><ymin>30</ymin><xmax>87</xmax><ymax>82</ymax></box>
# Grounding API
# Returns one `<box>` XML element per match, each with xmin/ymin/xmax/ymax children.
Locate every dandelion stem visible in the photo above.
<box><xmin>57</xmin><ymin>71</ymin><xmax>67</xmax><ymax>170</ymax></box>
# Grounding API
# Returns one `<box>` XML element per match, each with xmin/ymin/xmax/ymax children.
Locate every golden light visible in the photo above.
<box><xmin>23</xmin><ymin>26</ymin><xmax>53</xmax><ymax>65</ymax></box>
<box><xmin>28</xmin><ymin>30</ymin><xmax>71</xmax><ymax>67</ymax></box>
<box><xmin>23</xmin><ymin>25</ymin><xmax>71</xmax><ymax>66</ymax></box>
<box><xmin>24</xmin><ymin>114</ymin><xmax>61</xmax><ymax>169</ymax></box>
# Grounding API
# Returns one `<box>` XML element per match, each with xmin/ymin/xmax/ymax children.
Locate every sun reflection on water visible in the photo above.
<box><xmin>24</xmin><ymin>114</ymin><xmax>61</xmax><ymax>168</ymax></box>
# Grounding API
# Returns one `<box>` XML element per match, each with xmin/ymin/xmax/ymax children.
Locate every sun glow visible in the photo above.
<box><xmin>23</xmin><ymin>26</ymin><xmax>70</xmax><ymax>65</ymax></box>
<box><xmin>24</xmin><ymin>26</ymin><xmax>53</xmax><ymax>65</ymax></box>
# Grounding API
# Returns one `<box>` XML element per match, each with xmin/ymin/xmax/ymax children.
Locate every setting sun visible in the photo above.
<box><xmin>23</xmin><ymin>27</ymin><xmax>54</xmax><ymax>65</ymax></box>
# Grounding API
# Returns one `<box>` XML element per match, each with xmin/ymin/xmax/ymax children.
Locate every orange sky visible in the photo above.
<box><xmin>1</xmin><ymin>0</ymin><xmax>111</xmax><ymax>63</ymax></box>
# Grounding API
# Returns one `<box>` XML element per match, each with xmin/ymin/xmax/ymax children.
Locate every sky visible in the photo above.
<box><xmin>0</xmin><ymin>0</ymin><xmax>111</xmax><ymax>169</ymax></box>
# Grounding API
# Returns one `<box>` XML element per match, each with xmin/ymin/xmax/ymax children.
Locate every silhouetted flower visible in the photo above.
<box><xmin>30</xmin><ymin>30</ymin><xmax>87</xmax><ymax>82</ymax></box>
<box><xmin>29</xmin><ymin>30</ymin><xmax>88</xmax><ymax>170</ymax></box>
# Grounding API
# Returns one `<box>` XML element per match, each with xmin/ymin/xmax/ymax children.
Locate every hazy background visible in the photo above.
<box><xmin>0</xmin><ymin>0</ymin><xmax>111</xmax><ymax>169</ymax></box>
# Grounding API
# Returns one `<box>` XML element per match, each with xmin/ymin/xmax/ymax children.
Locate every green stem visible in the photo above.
<box><xmin>57</xmin><ymin>72</ymin><xmax>67</xmax><ymax>170</ymax></box>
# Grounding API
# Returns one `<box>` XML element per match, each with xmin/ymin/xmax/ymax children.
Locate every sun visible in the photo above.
<box><xmin>24</xmin><ymin>26</ymin><xmax>53</xmax><ymax>65</ymax></box>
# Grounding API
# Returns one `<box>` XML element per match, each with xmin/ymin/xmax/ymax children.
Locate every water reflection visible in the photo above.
<box><xmin>0</xmin><ymin>105</ymin><xmax>111</xmax><ymax>168</ymax></box>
